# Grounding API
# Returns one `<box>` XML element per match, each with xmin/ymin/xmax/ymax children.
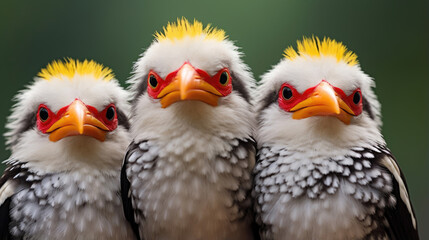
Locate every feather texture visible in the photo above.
<box><xmin>123</xmin><ymin>138</ymin><xmax>256</xmax><ymax>240</ymax></box>
<box><xmin>0</xmin><ymin>59</ymin><xmax>135</xmax><ymax>239</ymax></box>
<box><xmin>254</xmin><ymin>37</ymin><xmax>419</xmax><ymax>240</ymax></box>
<box><xmin>254</xmin><ymin>145</ymin><xmax>418</xmax><ymax>239</ymax></box>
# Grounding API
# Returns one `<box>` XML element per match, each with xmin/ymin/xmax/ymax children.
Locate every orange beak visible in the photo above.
<box><xmin>157</xmin><ymin>63</ymin><xmax>222</xmax><ymax>108</ymax></box>
<box><xmin>46</xmin><ymin>100</ymin><xmax>109</xmax><ymax>142</ymax></box>
<box><xmin>290</xmin><ymin>81</ymin><xmax>355</xmax><ymax>124</ymax></box>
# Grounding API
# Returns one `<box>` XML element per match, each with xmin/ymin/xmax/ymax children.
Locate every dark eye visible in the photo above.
<box><xmin>353</xmin><ymin>91</ymin><xmax>361</xmax><ymax>104</ymax></box>
<box><xmin>282</xmin><ymin>86</ymin><xmax>293</xmax><ymax>100</ymax></box>
<box><xmin>219</xmin><ymin>71</ymin><xmax>229</xmax><ymax>85</ymax></box>
<box><xmin>106</xmin><ymin>106</ymin><xmax>115</xmax><ymax>121</ymax></box>
<box><xmin>148</xmin><ymin>74</ymin><xmax>158</xmax><ymax>88</ymax></box>
<box><xmin>39</xmin><ymin>107</ymin><xmax>49</xmax><ymax>121</ymax></box>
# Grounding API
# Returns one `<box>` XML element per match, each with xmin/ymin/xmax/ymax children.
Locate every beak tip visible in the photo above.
<box><xmin>78</xmin><ymin>123</ymin><xmax>85</xmax><ymax>135</ymax></box>
<box><xmin>335</xmin><ymin>107</ymin><xmax>341</xmax><ymax>114</ymax></box>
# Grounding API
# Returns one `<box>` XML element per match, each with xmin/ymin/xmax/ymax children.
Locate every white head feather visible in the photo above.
<box><xmin>256</xmin><ymin>37</ymin><xmax>384</xmax><ymax>152</ymax></box>
<box><xmin>128</xmin><ymin>19</ymin><xmax>256</xmax><ymax>152</ymax></box>
<box><xmin>4</xmin><ymin>60</ymin><xmax>131</xmax><ymax>174</ymax></box>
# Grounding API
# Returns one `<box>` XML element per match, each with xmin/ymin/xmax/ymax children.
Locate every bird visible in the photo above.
<box><xmin>253</xmin><ymin>37</ymin><xmax>419</xmax><ymax>240</ymax></box>
<box><xmin>121</xmin><ymin>18</ymin><xmax>258</xmax><ymax>240</ymax></box>
<box><xmin>0</xmin><ymin>59</ymin><xmax>136</xmax><ymax>239</ymax></box>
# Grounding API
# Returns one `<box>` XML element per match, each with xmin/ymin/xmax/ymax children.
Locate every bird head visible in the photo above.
<box><xmin>129</xmin><ymin>18</ymin><xmax>255</xmax><ymax>144</ymax></box>
<box><xmin>257</xmin><ymin>37</ymin><xmax>384</xmax><ymax>150</ymax></box>
<box><xmin>4</xmin><ymin>59</ymin><xmax>131</xmax><ymax>173</ymax></box>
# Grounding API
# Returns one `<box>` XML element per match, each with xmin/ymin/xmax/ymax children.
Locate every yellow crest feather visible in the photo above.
<box><xmin>154</xmin><ymin>18</ymin><xmax>226</xmax><ymax>42</ymax></box>
<box><xmin>283</xmin><ymin>37</ymin><xmax>358</xmax><ymax>66</ymax></box>
<box><xmin>38</xmin><ymin>58</ymin><xmax>114</xmax><ymax>81</ymax></box>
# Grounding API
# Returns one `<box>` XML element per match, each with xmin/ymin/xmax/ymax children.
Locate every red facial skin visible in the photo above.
<box><xmin>146</xmin><ymin>63</ymin><xmax>232</xmax><ymax>99</ymax></box>
<box><xmin>278</xmin><ymin>80</ymin><xmax>363</xmax><ymax>116</ymax></box>
<box><xmin>36</xmin><ymin>100</ymin><xmax>118</xmax><ymax>134</ymax></box>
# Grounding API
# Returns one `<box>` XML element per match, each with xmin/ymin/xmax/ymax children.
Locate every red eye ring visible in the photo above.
<box><xmin>146</xmin><ymin>70</ymin><xmax>165</xmax><ymax>99</ymax></box>
<box><xmin>87</xmin><ymin>103</ymin><xmax>118</xmax><ymax>131</ymax></box>
<box><xmin>38</xmin><ymin>107</ymin><xmax>49</xmax><ymax>122</ymax></box>
<box><xmin>282</xmin><ymin>86</ymin><xmax>293</xmax><ymax>100</ymax></box>
<box><xmin>105</xmin><ymin>106</ymin><xmax>116</xmax><ymax>121</ymax></box>
<box><xmin>277</xmin><ymin>83</ymin><xmax>302</xmax><ymax>111</ymax></box>
<box><xmin>352</xmin><ymin>90</ymin><xmax>361</xmax><ymax>105</ymax></box>
<box><xmin>331</xmin><ymin>86</ymin><xmax>363</xmax><ymax>116</ymax></box>
<box><xmin>219</xmin><ymin>71</ymin><xmax>230</xmax><ymax>86</ymax></box>
<box><xmin>36</xmin><ymin>104</ymin><xmax>57</xmax><ymax>133</ymax></box>
<box><xmin>148</xmin><ymin>74</ymin><xmax>158</xmax><ymax>89</ymax></box>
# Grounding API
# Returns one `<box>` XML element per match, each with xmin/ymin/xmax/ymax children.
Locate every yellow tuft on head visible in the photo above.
<box><xmin>38</xmin><ymin>58</ymin><xmax>114</xmax><ymax>81</ymax></box>
<box><xmin>154</xmin><ymin>17</ymin><xmax>226</xmax><ymax>42</ymax></box>
<box><xmin>283</xmin><ymin>37</ymin><xmax>358</xmax><ymax>66</ymax></box>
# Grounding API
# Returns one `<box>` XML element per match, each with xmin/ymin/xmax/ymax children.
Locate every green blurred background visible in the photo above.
<box><xmin>1</xmin><ymin>0</ymin><xmax>428</xmax><ymax>236</ymax></box>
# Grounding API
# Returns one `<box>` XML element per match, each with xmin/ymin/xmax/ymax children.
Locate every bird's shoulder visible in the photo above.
<box><xmin>0</xmin><ymin>160</ymin><xmax>37</xmax><ymax>205</ymax></box>
<box><xmin>124</xmin><ymin>140</ymin><xmax>158</xmax><ymax>171</ymax></box>
<box><xmin>373</xmin><ymin>147</ymin><xmax>419</xmax><ymax>240</ymax></box>
<box><xmin>124</xmin><ymin>137</ymin><xmax>255</xmax><ymax>171</ymax></box>
<box><xmin>255</xmin><ymin>144</ymin><xmax>419</xmax><ymax>239</ymax></box>
<box><xmin>342</xmin><ymin>145</ymin><xmax>419</xmax><ymax>239</ymax></box>
<box><xmin>0</xmin><ymin>160</ymin><xmax>37</xmax><ymax>240</ymax></box>
<box><xmin>121</xmin><ymin>141</ymin><xmax>146</xmax><ymax>240</ymax></box>
<box><xmin>121</xmin><ymin>138</ymin><xmax>256</xmax><ymax>239</ymax></box>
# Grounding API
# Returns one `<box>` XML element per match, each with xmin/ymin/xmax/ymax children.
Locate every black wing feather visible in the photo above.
<box><xmin>121</xmin><ymin>142</ymin><xmax>141</xmax><ymax>240</ymax></box>
<box><xmin>0</xmin><ymin>162</ymin><xmax>25</xmax><ymax>240</ymax></box>
<box><xmin>0</xmin><ymin>197</ymin><xmax>12</xmax><ymax>240</ymax></box>
<box><xmin>382</xmin><ymin>155</ymin><xmax>419</xmax><ymax>240</ymax></box>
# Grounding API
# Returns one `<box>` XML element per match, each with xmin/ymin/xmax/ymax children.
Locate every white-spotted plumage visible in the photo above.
<box><xmin>122</xmin><ymin>19</ymin><xmax>258</xmax><ymax>240</ymax></box>
<box><xmin>0</xmin><ymin>62</ymin><xmax>136</xmax><ymax>239</ymax></box>
<box><xmin>253</xmin><ymin>38</ymin><xmax>419</xmax><ymax>240</ymax></box>
<box><xmin>125</xmin><ymin>138</ymin><xmax>255</xmax><ymax>240</ymax></box>
<box><xmin>8</xmin><ymin>162</ymin><xmax>131</xmax><ymax>239</ymax></box>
